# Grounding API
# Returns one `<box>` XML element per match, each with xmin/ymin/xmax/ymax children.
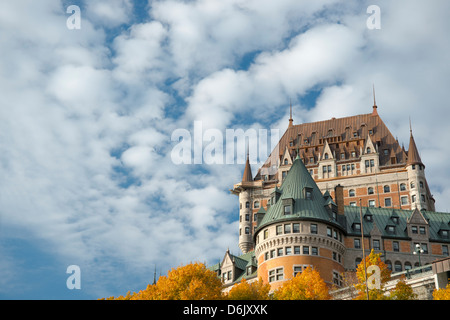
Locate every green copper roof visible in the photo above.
<box><xmin>344</xmin><ymin>206</ymin><xmax>450</xmax><ymax>242</ymax></box>
<box><xmin>256</xmin><ymin>156</ymin><xmax>343</xmax><ymax>231</ymax></box>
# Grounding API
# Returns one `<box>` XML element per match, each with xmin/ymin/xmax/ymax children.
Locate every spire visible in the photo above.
<box><xmin>372</xmin><ymin>84</ymin><xmax>378</xmax><ymax>116</ymax></box>
<box><xmin>407</xmin><ymin>120</ymin><xmax>423</xmax><ymax>167</ymax></box>
<box><xmin>288</xmin><ymin>99</ymin><xmax>293</xmax><ymax>128</ymax></box>
<box><xmin>242</xmin><ymin>147</ymin><xmax>253</xmax><ymax>182</ymax></box>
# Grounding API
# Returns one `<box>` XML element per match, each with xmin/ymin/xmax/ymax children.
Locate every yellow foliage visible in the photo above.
<box><xmin>227</xmin><ymin>278</ymin><xmax>271</xmax><ymax>300</ymax></box>
<box><xmin>354</xmin><ymin>249</ymin><xmax>391</xmax><ymax>300</ymax></box>
<box><xmin>433</xmin><ymin>284</ymin><xmax>450</xmax><ymax>300</ymax></box>
<box><xmin>273</xmin><ymin>267</ymin><xmax>330</xmax><ymax>300</ymax></box>
<box><xmin>104</xmin><ymin>262</ymin><xmax>224</xmax><ymax>300</ymax></box>
<box><xmin>389</xmin><ymin>276</ymin><xmax>417</xmax><ymax>300</ymax></box>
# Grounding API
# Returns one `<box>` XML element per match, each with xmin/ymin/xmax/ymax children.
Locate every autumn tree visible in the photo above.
<box><xmin>226</xmin><ymin>278</ymin><xmax>271</xmax><ymax>300</ymax></box>
<box><xmin>433</xmin><ymin>284</ymin><xmax>450</xmax><ymax>300</ymax></box>
<box><xmin>104</xmin><ymin>262</ymin><xmax>224</xmax><ymax>300</ymax></box>
<box><xmin>389</xmin><ymin>276</ymin><xmax>417</xmax><ymax>300</ymax></box>
<box><xmin>273</xmin><ymin>266</ymin><xmax>330</xmax><ymax>300</ymax></box>
<box><xmin>354</xmin><ymin>249</ymin><xmax>391</xmax><ymax>300</ymax></box>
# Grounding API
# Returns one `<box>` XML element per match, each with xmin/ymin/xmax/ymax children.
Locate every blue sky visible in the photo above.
<box><xmin>1</xmin><ymin>0</ymin><xmax>450</xmax><ymax>299</ymax></box>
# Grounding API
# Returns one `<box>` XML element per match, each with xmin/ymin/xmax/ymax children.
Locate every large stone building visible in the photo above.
<box><xmin>211</xmin><ymin>101</ymin><xmax>450</xmax><ymax>292</ymax></box>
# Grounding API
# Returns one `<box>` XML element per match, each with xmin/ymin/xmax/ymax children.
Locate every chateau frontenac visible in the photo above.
<box><xmin>210</xmin><ymin>100</ymin><xmax>450</xmax><ymax>291</ymax></box>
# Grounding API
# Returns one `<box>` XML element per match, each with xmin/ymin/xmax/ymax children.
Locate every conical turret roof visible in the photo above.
<box><xmin>256</xmin><ymin>155</ymin><xmax>344</xmax><ymax>231</ymax></box>
<box><xmin>407</xmin><ymin>131</ymin><xmax>423</xmax><ymax>167</ymax></box>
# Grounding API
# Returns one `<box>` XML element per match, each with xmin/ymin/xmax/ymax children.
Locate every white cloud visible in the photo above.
<box><xmin>1</xmin><ymin>0</ymin><xmax>450</xmax><ymax>299</ymax></box>
<box><xmin>85</xmin><ymin>0</ymin><xmax>134</xmax><ymax>28</ymax></box>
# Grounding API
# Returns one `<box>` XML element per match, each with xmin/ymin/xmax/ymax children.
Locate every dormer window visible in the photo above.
<box><xmin>386</xmin><ymin>225</ymin><xmax>395</xmax><ymax>234</ymax></box>
<box><xmin>284</xmin><ymin>205</ymin><xmax>291</xmax><ymax>215</ymax></box>
<box><xmin>353</xmin><ymin>223</ymin><xmax>361</xmax><ymax>232</ymax></box>
<box><xmin>304</xmin><ymin>187</ymin><xmax>313</xmax><ymax>200</ymax></box>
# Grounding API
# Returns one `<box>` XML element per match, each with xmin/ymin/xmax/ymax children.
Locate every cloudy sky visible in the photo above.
<box><xmin>1</xmin><ymin>0</ymin><xmax>449</xmax><ymax>299</ymax></box>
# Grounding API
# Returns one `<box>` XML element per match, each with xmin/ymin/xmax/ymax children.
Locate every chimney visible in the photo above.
<box><xmin>334</xmin><ymin>184</ymin><xmax>345</xmax><ymax>215</ymax></box>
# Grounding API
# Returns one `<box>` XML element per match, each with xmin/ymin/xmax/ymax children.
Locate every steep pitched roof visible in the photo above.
<box><xmin>242</xmin><ymin>153</ymin><xmax>253</xmax><ymax>182</ymax></box>
<box><xmin>407</xmin><ymin>131</ymin><xmax>423</xmax><ymax>167</ymax></box>
<box><xmin>256</xmin><ymin>155</ymin><xmax>344</xmax><ymax>231</ymax></box>
<box><xmin>254</xmin><ymin>110</ymin><xmax>407</xmax><ymax>180</ymax></box>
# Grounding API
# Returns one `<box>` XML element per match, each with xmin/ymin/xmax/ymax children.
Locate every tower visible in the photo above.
<box><xmin>406</xmin><ymin>124</ymin><xmax>435</xmax><ymax>211</ymax></box>
<box><xmin>254</xmin><ymin>155</ymin><xmax>346</xmax><ymax>290</ymax></box>
<box><xmin>238</xmin><ymin>151</ymin><xmax>254</xmax><ymax>254</ymax></box>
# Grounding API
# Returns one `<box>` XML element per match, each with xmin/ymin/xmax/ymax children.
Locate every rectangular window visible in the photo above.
<box><xmin>419</xmin><ymin>226</ymin><xmax>426</xmax><ymax>235</ymax></box>
<box><xmin>354</xmin><ymin>238</ymin><xmax>361</xmax><ymax>249</ymax></box>
<box><xmin>293</xmin><ymin>266</ymin><xmax>302</xmax><ymax>277</ymax></box>
<box><xmin>373</xmin><ymin>239</ymin><xmax>380</xmax><ymax>250</ymax></box>
<box><xmin>276</xmin><ymin>268</ymin><xmax>283</xmax><ymax>281</ymax></box>
<box><xmin>443</xmin><ymin>245</ymin><xmax>449</xmax><ymax>256</ymax></box>
<box><xmin>393</xmin><ymin>241</ymin><xmax>399</xmax><ymax>252</ymax></box>
<box><xmin>312</xmin><ymin>247</ymin><xmax>318</xmax><ymax>255</ymax></box>
<box><xmin>310</xmin><ymin>224</ymin><xmax>318</xmax><ymax>234</ymax></box>
<box><xmin>401</xmin><ymin>196</ymin><xmax>408</xmax><ymax>205</ymax></box>
<box><xmin>327</xmin><ymin>227</ymin><xmax>332</xmax><ymax>237</ymax></box>
<box><xmin>369</xmin><ymin>200</ymin><xmax>376</xmax><ymax>207</ymax></box>
<box><xmin>277</xmin><ymin>248</ymin><xmax>283</xmax><ymax>257</ymax></box>
<box><xmin>384</xmin><ymin>198</ymin><xmax>392</xmax><ymax>207</ymax></box>
<box><xmin>276</xmin><ymin>225</ymin><xmax>283</xmax><ymax>235</ymax></box>
<box><xmin>285</xmin><ymin>247</ymin><xmax>292</xmax><ymax>256</ymax></box>
<box><xmin>284</xmin><ymin>205</ymin><xmax>291</xmax><ymax>215</ymax></box>
<box><xmin>284</xmin><ymin>224</ymin><xmax>291</xmax><ymax>234</ymax></box>
<box><xmin>333</xmin><ymin>229</ymin><xmax>338</xmax><ymax>240</ymax></box>
<box><xmin>270</xmin><ymin>250</ymin><xmax>275</xmax><ymax>259</ymax></box>
<box><xmin>293</xmin><ymin>223</ymin><xmax>300</xmax><ymax>233</ymax></box>
<box><xmin>264</xmin><ymin>229</ymin><xmax>269</xmax><ymax>239</ymax></box>
<box><xmin>303</xmin><ymin>246</ymin><xmax>310</xmax><ymax>255</ymax></box>
<box><xmin>412</xmin><ymin>226</ymin><xmax>418</xmax><ymax>234</ymax></box>
<box><xmin>294</xmin><ymin>246</ymin><xmax>301</xmax><ymax>255</ymax></box>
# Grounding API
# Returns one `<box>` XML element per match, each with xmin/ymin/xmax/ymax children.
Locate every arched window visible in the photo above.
<box><xmin>367</xmin><ymin>147</ymin><xmax>371</xmax><ymax>153</ymax></box>
<box><xmin>394</xmin><ymin>261</ymin><xmax>402</xmax><ymax>272</ymax></box>
<box><xmin>400</xmin><ymin>183</ymin><xmax>406</xmax><ymax>191</ymax></box>
<box><xmin>410</xmin><ymin>181</ymin><xmax>415</xmax><ymax>189</ymax></box>
<box><xmin>245</xmin><ymin>201</ymin><xmax>250</xmax><ymax>208</ymax></box>
<box><xmin>349</xmin><ymin>189</ymin><xmax>356</xmax><ymax>197</ymax></box>
<box><xmin>284</xmin><ymin>158</ymin><xmax>288</xmax><ymax>165</ymax></box>
<box><xmin>254</xmin><ymin>201</ymin><xmax>260</xmax><ymax>208</ymax></box>
<box><xmin>324</xmin><ymin>153</ymin><xmax>329</xmax><ymax>160</ymax></box>
<box><xmin>368</xmin><ymin>187</ymin><xmax>374</xmax><ymax>195</ymax></box>
<box><xmin>404</xmin><ymin>262</ymin><xmax>412</xmax><ymax>270</ymax></box>
<box><xmin>384</xmin><ymin>185</ymin><xmax>390</xmax><ymax>193</ymax></box>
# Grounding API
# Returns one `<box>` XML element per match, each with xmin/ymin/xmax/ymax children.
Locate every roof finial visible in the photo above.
<box><xmin>371</xmin><ymin>84</ymin><xmax>378</xmax><ymax>116</ymax></box>
<box><xmin>373</xmin><ymin>83</ymin><xmax>377</xmax><ymax>107</ymax></box>
<box><xmin>288</xmin><ymin>99</ymin><xmax>293</xmax><ymax>128</ymax></box>
<box><xmin>409</xmin><ymin>116</ymin><xmax>412</xmax><ymax>134</ymax></box>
